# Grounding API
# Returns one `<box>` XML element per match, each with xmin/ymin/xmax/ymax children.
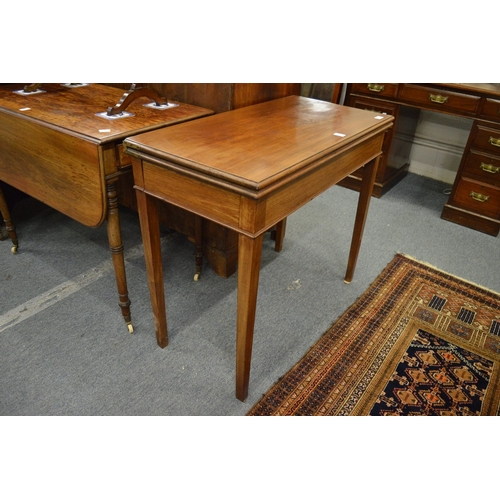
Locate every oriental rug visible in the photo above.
<box><xmin>248</xmin><ymin>254</ymin><xmax>500</xmax><ymax>416</ymax></box>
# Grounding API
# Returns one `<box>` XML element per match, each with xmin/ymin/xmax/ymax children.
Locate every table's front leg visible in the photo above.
<box><xmin>135</xmin><ymin>189</ymin><xmax>168</xmax><ymax>348</ymax></box>
<box><xmin>236</xmin><ymin>232</ymin><xmax>264</xmax><ymax>401</ymax></box>
<box><xmin>344</xmin><ymin>156</ymin><xmax>379</xmax><ymax>284</ymax></box>
<box><xmin>105</xmin><ymin>179</ymin><xmax>133</xmax><ymax>332</ymax></box>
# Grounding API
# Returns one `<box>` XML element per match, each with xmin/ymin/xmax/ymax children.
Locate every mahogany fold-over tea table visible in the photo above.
<box><xmin>124</xmin><ymin>96</ymin><xmax>393</xmax><ymax>401</ymax></box>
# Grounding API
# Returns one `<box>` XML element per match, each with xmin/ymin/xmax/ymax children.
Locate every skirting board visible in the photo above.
<box><xmin>406</xmin><ymin>110</ymin><xmax>473</xmax><ymax>185</ymax></box>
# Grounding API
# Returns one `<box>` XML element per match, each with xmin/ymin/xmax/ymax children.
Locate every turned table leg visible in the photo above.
<box><xmin>0</xmin><ymin>185</ymin><xmax>19</xmax><ymax>254</ymax></box>
<box><xmin>193</xmin><ymin>214</ymin><xmax>203</xmax><ymax>281</ymax></box>
<box><xmin>105</xmin><ymin>179</ymin><xmax>133</xmax><ymax>333</ymax></box>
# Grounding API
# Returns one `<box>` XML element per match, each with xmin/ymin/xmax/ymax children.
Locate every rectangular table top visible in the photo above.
<box><xmin>124</xmin><ymin>95</ymin><xmax>394</xmax><ymax>193</ymax></box>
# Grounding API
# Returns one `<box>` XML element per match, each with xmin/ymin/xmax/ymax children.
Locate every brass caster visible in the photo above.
<box><xmin>194</xmin><ymin>272</ymin><xmax>200</xmax><ymax>282</ymax></box>
<box><xmin>11</xmin><ymin>245</ymin><xmax>18</xmax><ymax>254</ymax></box>
<box><xmin>127</xmin><ymin>322</ymin><xmax>134</xmax><ymax>333</ymax></box>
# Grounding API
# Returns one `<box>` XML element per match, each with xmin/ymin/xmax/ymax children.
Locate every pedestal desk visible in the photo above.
<box><xmin>124</xmin><ymin>96</ymin><xmax>393</xmax><ymax>400</ymax></box>
<box><xmin>343</xmin><ymin>83</ymin><xmax>500</xmax><ymax>236</ymax></box>
<box><xmin>0</xmin><ymin>83</ymin><xmax>213</xmax><ymax>332</ymax></box>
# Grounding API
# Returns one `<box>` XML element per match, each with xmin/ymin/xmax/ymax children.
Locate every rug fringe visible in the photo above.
<box><xmin>396</xmin><ymin>252</ymin><xmax>500</xmax><ymax>297</ymax></box>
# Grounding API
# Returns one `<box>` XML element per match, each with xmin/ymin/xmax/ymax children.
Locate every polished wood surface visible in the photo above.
<box><xmin>0</xmin><ymin>83</ymin><xmax>213</xmax><ymax>330</ymax></box>
<box><xmin>344</xmin><ymin>83</ymin><xmax>500</xmax><ymax>235</ymax></box>
<box><xmin>0</xmin><ymin>84</ymin><xmax>213</xmax><ymax>226</ymax></box>
<box><xmin>110</xmin><ymin>83</ymin><xmax>302</xmax><ymax>277</ymax></box>
<box><xmin>124</xmin><ymin>96</ymin><xmax>393</xmax><ymax>400</ymax></box>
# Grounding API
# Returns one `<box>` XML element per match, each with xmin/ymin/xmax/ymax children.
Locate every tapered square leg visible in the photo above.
<box><xmin>236</xmin><ymin>233</ymin><xmax>264</xmax><ymax>401</ymax></box>
<box><xmin>344</xmin><ymin>157</ymin><xmax>379</xmax><ymax>284</ymax></box>
<box><xmin>136</xmin><ymin>190</ymin><xmax>168</xmax><ymax>348</ymax></box>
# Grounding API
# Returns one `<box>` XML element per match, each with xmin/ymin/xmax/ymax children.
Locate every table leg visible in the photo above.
<box><xmin>272</xmin><ymin>218</ymin><xmax>287</xmax><ymax>253</ymax></box>
<box><xmin>105</xmin><ymin>179</ymin><xmax>133</xmax><ymax>333</ymax></box>
<box><xmin>135</xmin><ymin>190</ymin><xmax>168</xmax><ymax>348</ymax></box>
<box><xmin>344</xmin><ymin>157</ymin><xmax>379</xmax><ymax>284</ymax></box>
<box><xmin>0</xmin><ymin>184</ymin><xmax>19</xmax><ymax>254</ymax></box>
<box><xmin>235</xmin><ymin>232</ymin><xmax>264</xmax><ymax>401</ymax></box>
<box><xmin>193</xmin><ymin>214</ymin><xmax>203</xmax><ymax>281</ymax></box>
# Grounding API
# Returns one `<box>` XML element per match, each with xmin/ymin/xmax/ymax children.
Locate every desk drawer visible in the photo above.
<box><xmin>348</xmin><ymin>96</ymin><xmax>396</xmax><ymax>116</ymax></box>
<box><xmin>462</xmin><ymin>151</ymin><xmax>500</xmax><ymax>187</ymax></box>
<box><xmin>452</xmin><ymin>178</ymin><xmax>500</xmax><ymax>219</ymax></box>
<box><xmin>471</xmin><ymin>123</ymin><xmax>500</xmax><ymax>155</ymax></box>
<box><xmin>350</xmin><ymin>83</ymin><xmax>399</xmax><ymax>98</ymax></box>
<box><xmin>399</xmin><ymin>84</ymin><xmax>480</xmax><ymax>115</ymax></box>
<box><xmin>481</xmin><ymin>98</ymin><xmax>500</xmax><ymax>122</ymax></box>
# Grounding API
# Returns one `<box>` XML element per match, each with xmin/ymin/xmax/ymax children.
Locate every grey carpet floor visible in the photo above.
<box><xmin>1</xmin><ymin>173</ymin><xmax>499</xmax><ymax>416</ymax></box>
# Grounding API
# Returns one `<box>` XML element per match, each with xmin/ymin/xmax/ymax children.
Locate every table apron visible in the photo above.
<box><xmin>262</xmin><ymin>134</ymin><xmax>383</xmax><ymax>234</ymax></box>
<box><xmin>134</xmin><ymin>132</ymin><xmax>384</xmax><ymax>237</ymax></box>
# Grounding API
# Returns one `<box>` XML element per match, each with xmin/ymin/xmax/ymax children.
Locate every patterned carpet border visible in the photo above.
<box><xmin>248</xmin><ymin>253</ymin><xmax>500</xmax><ymax>416</ymax></box>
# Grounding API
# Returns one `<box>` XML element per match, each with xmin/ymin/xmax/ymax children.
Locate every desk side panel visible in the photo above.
<box><xmin>0</xmin><ymin>112</ymin><xmax>105</xmax><ymax>227</ymax></box>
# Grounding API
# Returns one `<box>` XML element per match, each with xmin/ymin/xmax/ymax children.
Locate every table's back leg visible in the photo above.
<box><xmin>344</xmin><ymin>156</ymin><xmax>379</xmax><ymax>284</ymax></box>
<box><xmin>105</xmin><ymin>179</ymin><xmax>133</xmax><ymax>333</ymax></box>
<box><xmin>0</xmin><ymin>184</ymin><xmax>19</xmax><ymax>254</ymax></box>
<box><xmin>236</xmin><ymin>232</ymin><xmax>264</xmax><ymax>402</ymax></box>
<box><xmin>193</xmin><ymin>214</ymin><xmax>203</xmax><ymax>281</ymax></box>
<box><xmin>271</xmin><ymin>218</ymin><xmax>287</xmax><ymax>252</ymax></box>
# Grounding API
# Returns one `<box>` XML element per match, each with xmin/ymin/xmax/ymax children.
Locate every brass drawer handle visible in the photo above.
<box><xmin>489</xmin><ymin>136</ymin><xmax>500</xmax><ymax>147</ymax></box>
<box><xmin>470</xmin><ymin>191</ymin><xmax>490</xmax><ymax>203</ymax></box>
<box><xmin>367</xmin><ymin>84</ymin><xmax>385</xmax><ymax>93</ymax></box>
<box><xmin>429</xmin><ymin>93</ymin><xmax>449</xmax><ymax>104</ymax></box>
<box><xmin>480</xmin><ymin>162</ymin><xmax>500</xmax><ymax>174</ymax></box>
